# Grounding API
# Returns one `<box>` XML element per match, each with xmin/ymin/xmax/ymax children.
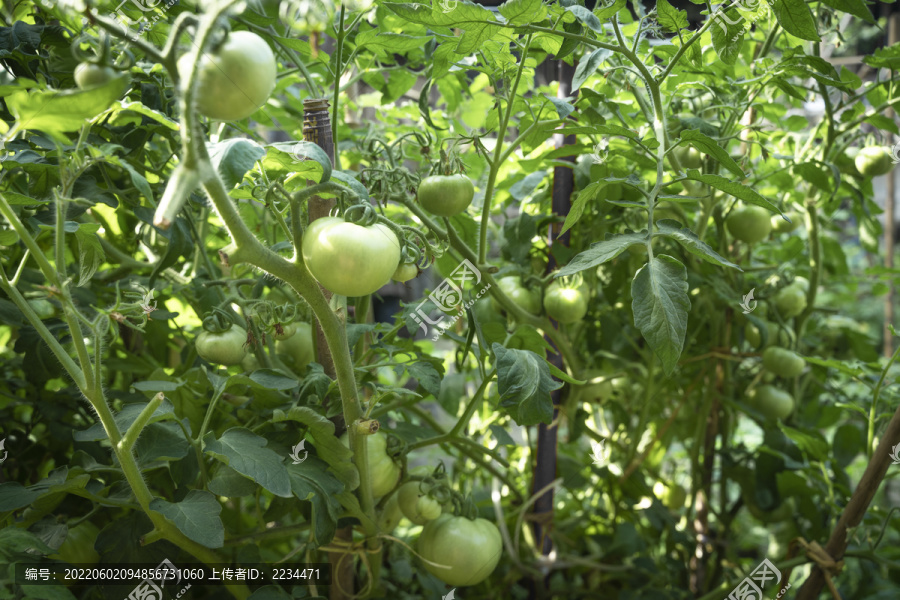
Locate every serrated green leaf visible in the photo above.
<box><xmin>631</xmin><ymin>255</ymin><xmax>690</xmax><ymax>375</ymax></box>
<box><xmin>287</xmin><ymin>457</ymin><xmax>344</xmax><ymax>545</ymax></box>
<box><xmin>493</xmin><ymin>344</ymin><xmax>562</xmax><ymax>426</ymax></box>
<box><xmin>557</xmin><ymin>231</ymin><xmax>648</xmax><ymax>276</ymax></box>
<box><xmin>150</xmin><ymin>490</ymin><xmax>224</xmax><ymax>548</ymax></box>
<box><xmin>654</xmin><ymin>220</ymin><xmax>741</xmax><ymax>270</ymax></box>
<box><xmin>73</xmin><ymin>223</ymin><xmax>104</xmax><ymax>286</ymax></box>
<box><xmin>572</xmin><ymin>47</ymin><xmax>612</xmax><ymax>91</ymax></box>
<box><xmin>271</xmin><ymin>406</ymin><xmax>358</xmax><ymax>489</ymax></box>
<box><xmin>678</xmin><ymin>130</ymin><xmax>743</xmax><ymax>177</ymax></box>
<box><xmin>560</xmin><ymin>181</ymin><xmax>605</xmax><ymax>235</ymax></box>
<box><xmin>207</xmin><ymin>139</ymin><xmax>266</xmax><ymax>191</ymax></box>
<box><xmin>565</xmin><ymin>5</ymin><xmax>603</xmax><ymax>33</ymax></box>
<box><xmin>203</xmin><ymin>427</ymin><xmax>292</xmax><ymax>498</ymax></box>
<box><xmin>657</xmin><ymin>0</ymin><xmax>688</xmax><ymax>32</ymax></box>
<box><xmin>499</xmin><ymin>0</ymin><xmax>546</xmax><ymax>25</ymax></box>
<box><xmin>208</xmin><ymin>464</ymin><xmax>259</xmax><ymax>497</ymax></box>
<box><xmin>686</xmin><ymin>172</ymin><xmax>782</xmax><ymax>215</ymax></box>
<box><xmin>770</xmin><ymin>0</ymin><xmax>820</xmax><ymax>41</ymax></box>
<box><xmin>710</xmin><ymin>7</ymin><xmax>745</xmax><ymax>66</ymax></box>
<box><xmin>596</xmin><ymin>0</ymin><xmax>627</xmax><ymax>20</ymax></box>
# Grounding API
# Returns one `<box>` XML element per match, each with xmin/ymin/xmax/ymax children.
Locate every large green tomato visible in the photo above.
<box><xmin>51</xmin><ymin>522</ymin><xmax>101</xmax><ymax>565</ymax></box>
<box><xmin>672</xmin><ymin>145</ymin><xmax>703</xmax><ymax>169</ymax></box>
<box><xmin>749</xmin><ymin>385</ymin><xmax>794</xmax><ymax>420</ymax></box>
<box><xmin>726</xmin><ymin>205</ymin><xmax>772</xmax><ymax>243</ymax></box>
<box><xmin>855</xmin><ymin>146</ymin><xmax>894</xmax><ymax>178</ymax></box>
<box><xmin>762</xmin><ymin>347</ymin><xmax>805</xmax><ymax>378</ymax></box>
<box><xmin>418</xmin><ymin>514</ymin><xmax>502</xmax><ymax>586</ymax></box>
<box><xmin>398</xmin><ymin>481</ymin><xmax>441</xmax><ymax>525</ymax></box>
<box><xmin>275</xmin><ymin>322</ymin><xmax>314</xmax><ymax>372</ymax></box>
<box><xmin>196</xmin><ymin>326</ymin><xmax>247</xmax><ymax>366</ymax></box>
<box><xmin>178</xmin><ymin>31</ymin><xmax>276</xmax><ymax>121</ymax></box>
<box><xmin>543</xmin><ymin>282</ymin><xmax>587</xmax><ymax>324</ymax></box>
<box><xmin>774</xmin><ymin>284</ymin><xmax>806</xmax><ymax>319</ymax></box>
<box><xmin>417</xmin><ymin>174</ymin><xmax>475</xmax><ymax>217</ymax></box>
<box><xmin>74</xmin><ymin>62</ymin><xmax>117</xmax><ymax>89</ymax></box>
<box><xmin>301</xmin><ymin>217</ymin><xmax>401</xmax><ymax>297</ymax></box>
<box><xmin>340</xmin><ymin>431</ymin><xmax>401</xmax><ymax>499</ymax></box>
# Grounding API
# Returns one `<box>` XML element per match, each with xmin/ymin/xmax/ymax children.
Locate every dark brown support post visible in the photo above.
<box><xmin>529</xmin><ymin>58</ymin><xmax>576</xmax><ymax>597</ymax></box>
<box><xmin>302</xmin><ymin>97</ymin><xmax>353</xmax><ymax>600</ymax></box>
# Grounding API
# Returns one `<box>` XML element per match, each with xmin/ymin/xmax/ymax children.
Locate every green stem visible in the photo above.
<box><xmin>119</xmin><ymin>393</ymin><xmax>164</xmax><ymax>453</ymax></box>
<box><xmin>477</xmin><ymin>33</ymin><xmax>533</xmax><ymax>264</ymax></box>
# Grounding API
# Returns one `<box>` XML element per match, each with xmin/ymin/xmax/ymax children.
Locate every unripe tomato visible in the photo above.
<box><xmin>654</xmin><ymin>481</ymin><xmax>687</xmax><ymax>510</ymax></box>
<box><xmin>745</xmin><ymin>320</ymin><xmax>789</xmax><ymax>349</ymax></box>
<box><xmin>376</xmin><ymin>491</ymin><xmax>403</xmax><ymax>534</ymax></box>
<box><xmin>543</xmin><ymin>282</ymin><xmax>588</xmax><ymax>324</ymax></box>
<box><xmin>492</xmin><ymin>276</ymin><xmax>540</xmax><ymax>315</ymax></box>
<box><xmin>28</xmin><ymin>299</ymin><xmax>56</xmax><ymax>320</ymax></box>
<box><xmin>398</xmin><ymin>481</ymin><xmax>441</xmax><ymax>524</ymax></box>
<box><xmin>417</xmin><ymin>514</ymin><xmax>502</xmax><ymax>586</ymax></box>
<box><xmin>417</xmin><ymin>174</ymin><xmax>475</xmax><ymax>217</ymax></box>
<box><xmin>196</xmin><ymin>326</ymin><xmax>248</xmax><ymax>366</ymax></box>
<box><xmin>771</xmin><ymin>211</ymin><xmax>801</xmax><ymax>233</ymax></box>
<box><xmin>301</xmin><ymin>217</ymin><xmax>401</xmax><ymax>297</ymax></box>
<box><xmin>275</xmin><ymin>322</ymin><xmax>314</xmax><ymax>372</ymax></box>
<box><xmin>672</xmin><ymin>145</ymin><xmax>703</xmax><ymax>169</ymax></box>
<box><xmin>74</xmin><ymin>62</ymin><xmax>117</xmax><ymax>89</ymax></box>
<box><xmin>241</xmin><ymin>353</ymin><xmax>261</xmax><ymax>372</ymax></box>
<box><xmin>726</xmin><ymin>205</ymin><xmax>772</xmax><ymax>243</ymax></box>
<box><xmin>272</xmin><ymin>322</ymin><xmax>297</xmax><ymax>341</ymax></box>
<box><xmin>339</xmin><ymin>431</ymin><xmax>401</xmax><ymax>499</ymax></box>
<box><xmin>178</xmin><ymin>31</ymin><xmax>276</xmax><ymax>121</ymax></box>
<box><xmin>51</xmin><ymin>522</ymin><xmax>101</xmax><ymax>565</ymax></box>
<box><xmin>854</xmin><ymin>146</ymin><xmax>894</xmax><ymax>178</ymax></box>
<box><xmin>749</xmin><ymin>385</ymin><xmax>794</xmax><ymax>420</ymax></box>
<box><xmin>762</xmin><ymin>347</ymin><xmax>805</xmax><ymax>378</ymax></box>
<box><xmin>774</xmin><ymin>284</ymin><xmax>806</xmax><ymax>319</ymax></box>
<box><xmin>392</xmin><ymin>262</ymin><xmax>419</xmax><ymax>283</ymax></box>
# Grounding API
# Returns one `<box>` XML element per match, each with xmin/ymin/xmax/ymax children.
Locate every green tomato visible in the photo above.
<box><xmin>392</xmin><ymin>262</ymin><xmax>419</xmax><ymax>283</ymax></box>
<box><xmin>854</xmin><ymin>146</ymin><xmax>894</xmax><ymax>178</ymax></box>
<box><xmin>771</xmin><ymin>211</ymin><xmax>800</xmax><ymax>233</ymax></box>
<box><xmin>672</xmin><ymin>145</ymin><xmax>703</xmax><ymax>169</ymax></box>
<box><xmin>774</xmin><ymin>284</ymin><xmax>806</xmax><ymax>319</ymax></box>
<box><xmin>376</xmin><ymin>491</ymin><xmax>403</xmax><ymax>534</ymax></box>
<box><xmin>398</xmin><ymin>481</ymin><xmax>441</xmax><ymax>525</ymax></box>
<box><xmin>417</xmin><ymin>174</ymin><xmax>475</xmax><ymax>217</ymax></box>
<box><xmin>196</xmin><ymin>326</ymin><xmax>248</xmax><ymax>366</ymax></box>
<box><xmin>543</xmin><ymin>282</ymin><xmax>588</xmax><ymax>324</ymax></box>
<box><xmin>74</xmin><ymin>62</ymin><xmax>117</xmax><ymax>89</ymax></box>
<box><xmin>749</xmin><ymin>384</ymin><xmax>794</xmax><ymax>420</ymax></box>
<box><xmin>762</xmin><ymin>347</ymin><xmax>805</xmax><ymax>378</ymax></box>
<box><xmin>340</xmin><ymin>431</ymin><xmax>401</xmax><ymax>499</ymax></box>
<box><xmin>178</xmin><ymin>31</ymin><xmax>276</xmax><ymax>121</ymax></box>
<box><xmin>275</xmin><ymin>322</ymin><xmax>313</xmax><ymax>372</ymax></box>
<box><xmin>51</xmin><ymin>522</ymin><xmax>101</xmax><ymax>565</ymax></box>
<box><xmin>745</xmin><ymin>320</ymin><xmax>789</xmax><ymax>349</ymax></box>
<box><xmin>726</xmin><ymin>205</ymin><xmax>772</xmax><ymax>244</ymax></box>
<box><xmin>241</xmin><ymin>353</ymin><xmax>261</xmax><ymax>372</ymax></box>
<box><xmin>28</xmin><ymin>299</ymin><xmax>56</xmax><ymax>320</ymax></box>
<box><xmin>654</xmin><ymin>481</ymin><xmax>687</xmax><ymax>511</ymax></box>
<box><xmin>301</xmin><ymin>217</ymin><xmax>401</xmax><ymax>297</ymax></box>
<box><xmin>492</xmin><ymin>276</ymin><xmax>541</xmax><ymax>315</ymax></box>
<box><xmin>272</xmin><ymin>322</ymin><xmax>297</xmax><ymax>341</ymax></box>
<box><xmin>417</xmin><ymin>514</ymin><xmax>502</xmax><ymax>586</ymax></box>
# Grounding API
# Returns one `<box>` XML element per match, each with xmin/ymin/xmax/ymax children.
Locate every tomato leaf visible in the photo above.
<box><xmin>556</xmin><ymin>231</ymin><xmax>648</xmax><ymax>277</ymax></box>
<box><xmin>207</xmin><ymin>139</ymin><xmax>266</xmax><ymax>190</ymax></box>
<box><xmin>203</xmin><ymin>427</ymin><xmax>292</xmax><ymax>498</ymax></box>
<box><xmin>770</xmin><ymin>0</ymin><xmax>821</xmax><ymax>42</ymax></box>
<box><xmin>654</xmin><ymin>219</ymin><xmax>741</xmax><ymax>270</ymax></box>
<box><xmin>272</xmin><ymin>406</ymin><xmax>358</xmax><ymax>490</ymax></box>
<box><xmin>493</xmin><ymin>344</ymin><xmax>562</xmax><ymax>426</ymax></box>
<box><xmin>595</xmin><ymin>0</ymin><xmax>627</xmax><ymax>20</ymax></box>
<box><xmin>208</xmin><ymin>465</ymin><xmax>259</xmax><ymax>498</ymax></box>
<box><xmin>631</xmin><ymin>255</ymin><xmax>690</xmax><ymax>375</ymax></box>
<box><xmin>565</xmin><ymin>5</ymin><xmax>603</xmax><ymax>33</ymax></box>
<box><xmin>150</xmin><ymin>490</ymin><xmax>224</xmax><ymax>549</ymax></box>
<box><xmin>685</xmin><ymin>172</ymin><xmax>783</xmax><ymax>216</ymax></box>
<box><xmin>499</xmin><ymin>0</ymin><xmax>546</xmax><ymax>25</ymax></box>
<box><xmin>709</xmin><ymin>7</ymin><xmax>745</xmax><ymax>66</ymax></box>
<box><xmin>287</xmin><ymin>457</ymin><xmax>344</xmax><ymax>545</ymax></box>
<box><xmin>678</xmin><ymin>130</ymin><xmax>743</xmax><ymax>177</ymax></box>
<box><xmin>657</xmin><ymin>0</ymin><xmax>688</xmax><ymax>32</ymax></box>
<box><xmin>73</xmin><ymin>222</ymin><xmax>105</xmax><ymax>286</ymax></box>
